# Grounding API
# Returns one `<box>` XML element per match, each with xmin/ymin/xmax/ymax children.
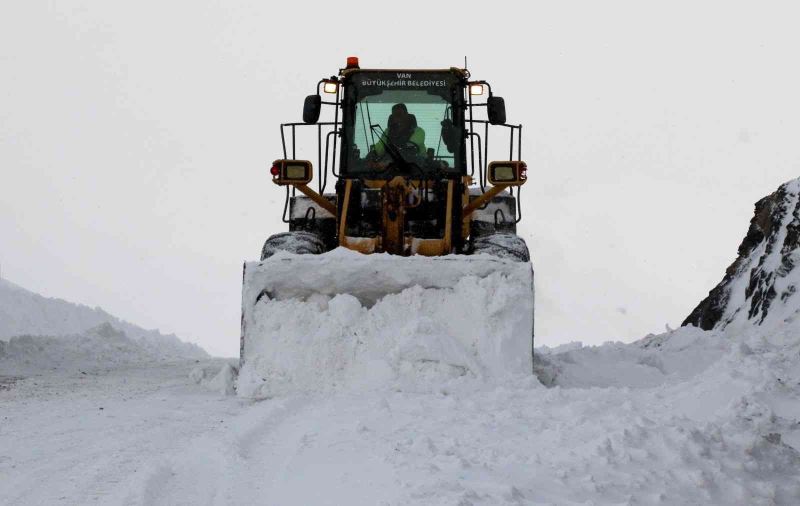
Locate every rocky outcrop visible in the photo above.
<box><xmin>683</xmin><ymin>178</ymin><xmax>800</xmax><ymax>330</ymax></box>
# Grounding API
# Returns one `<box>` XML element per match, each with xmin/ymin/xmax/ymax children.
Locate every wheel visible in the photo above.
<box><xmin>260</xmin><ymin>231</ymin><xmax>325</xmax><ymax>260</ymax></box>
<box><xmin>472</xmin><ymin>233</ymin><xmax>530</xmax><ymax>262</ymax></box>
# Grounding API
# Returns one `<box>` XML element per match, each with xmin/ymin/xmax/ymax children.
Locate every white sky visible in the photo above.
<box><xmin>2</xmin><ymin>1</ymin><xmax>799</xmax><ymax>356</ymax></box>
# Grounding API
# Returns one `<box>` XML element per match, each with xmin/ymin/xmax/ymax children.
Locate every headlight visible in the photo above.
<box><xmin>487</xmin><ymin>161</ymin><xmax>527</xmax><ymax>186</ymax></box>
<box><xmin>270</xmin><ymin>160</ymin><xmax>313</xmax><ymax>185</ymax></box>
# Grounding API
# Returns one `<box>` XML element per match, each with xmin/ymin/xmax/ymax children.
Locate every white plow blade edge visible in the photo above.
<box><xmin>239</xmin><ymin>249</ymin><xmax>534</xmax><ymax>397</ymax></box>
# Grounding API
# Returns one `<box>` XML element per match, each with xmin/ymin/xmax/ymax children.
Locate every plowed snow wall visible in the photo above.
<box><xmin>239</xmin><ymin>250</ymin><xmax>534</xmax><ymax>397</ymax></box>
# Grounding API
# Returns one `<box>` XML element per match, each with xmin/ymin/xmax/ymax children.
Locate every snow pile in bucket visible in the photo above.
<box><xmin>238</xmin><ymin>249</ymin><xmax>533</xmax><ymax>398</ymax></box>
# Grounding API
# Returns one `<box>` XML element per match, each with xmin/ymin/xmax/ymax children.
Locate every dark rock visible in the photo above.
<box><xmin>683</xmin><ymin>179</ymin><xmax>800</xmax><ymax>330</ymax></box>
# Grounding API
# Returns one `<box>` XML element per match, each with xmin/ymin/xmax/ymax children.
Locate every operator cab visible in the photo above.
<box><xmin>340</xmin><ymin>69</ymin><xmax>466</xmax><ymax>179</ymax></box>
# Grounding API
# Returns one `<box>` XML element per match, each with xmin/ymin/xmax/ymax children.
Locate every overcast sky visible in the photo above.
<box><xmin>2</xmin><ymin>1</ymin><xmax>799</xmax><ymax>356</ymax></box>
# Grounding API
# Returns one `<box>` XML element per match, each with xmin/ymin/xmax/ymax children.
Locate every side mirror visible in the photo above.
<box><xmin>487</xmin><ymin>161</ymin><xmax>527</xmax><ymax>186</ymax></box>
<box><xmin>440</xmin><ymin>119</ymin><xmax>458</xmax><ymax>152</ymax></box>
<box><xmin>303</xmin><ymin>95</ymin><xmax>321</xmax><ymax>124</ymax></box>
<box><xmin>487</xmin><ymin>96</ymin><xmax>506</xmax><ymax>125</ymax></box>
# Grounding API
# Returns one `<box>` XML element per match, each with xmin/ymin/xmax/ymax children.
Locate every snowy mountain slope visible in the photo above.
<box><xmin>0</xmin><ymin>277</ymin><xmax>206</xmax><ymax>360</ymax></box>
<box><xmin>684</xmin><ymin>177</ymin><xmax>800</xmax><ymax>332</ymax></box>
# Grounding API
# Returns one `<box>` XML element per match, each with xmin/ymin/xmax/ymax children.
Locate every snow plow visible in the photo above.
<box><xmin>239</xmin><ymin>58</ymin><xmax>534</xmax><ymax>396</ymax></box>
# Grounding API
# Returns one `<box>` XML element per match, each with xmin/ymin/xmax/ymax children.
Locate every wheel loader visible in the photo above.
<box><xmin>239</xmin><ymin>58</ymin><xmax>535</xmax><ymax>387</ymax></box>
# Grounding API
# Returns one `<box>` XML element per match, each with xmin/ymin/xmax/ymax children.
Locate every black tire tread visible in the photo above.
<box><xmin>472</xmin><ymin>233</ymin><xmax>530</xmax><ymax>262</ymax></box>
<box><xmin>260</xmin><ymin>231</ymin><xmax>325</xmax><ymax>260</ymax></box>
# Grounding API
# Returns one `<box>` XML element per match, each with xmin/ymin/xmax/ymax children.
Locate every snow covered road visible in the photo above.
<box><xmin>3</xmin><ymin>333</ymin><xmax>799</xmax><ymax>506</ymax></box>
<box><xmin>151</xmin><ymin>382</ymin><xmax>799</xmax><ymax>505</ymax></box>
<box><xmin>0</xmin><ymin>360</ymin><xmax>240</xmax><ymax>504</ymax></box>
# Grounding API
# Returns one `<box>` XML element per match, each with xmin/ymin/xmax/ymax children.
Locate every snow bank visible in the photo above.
<box><xmin>0</xmin><ymin>277</ymin><xmax>206</xmax><ymax>359</ymax></box>
<box><xmin>239</xmin><ymin>249</ymin><xmax>534</xmax><ymax>398</ymax></box>
<box><xmin>538</xmin><ymin>326</ymin><xmax>730</xmax><ymax>388</ymax></box>
<box><xmin>0</xmin><ymin>323</ymin><xmax>181</xmax><ymax>375</ymax></box>
<box><xmin>539</xmin><ymin>316</ymin><xmax>800</xmax><ymax>448</ymax></box>
<box><xmin>190</xmin><ymin>361</ymin><xmax>238</xmax><ymax>395</ymax></box>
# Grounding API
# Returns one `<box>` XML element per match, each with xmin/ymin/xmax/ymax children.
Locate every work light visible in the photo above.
<box><xmin>323</xmin><ymin>80</ymin><xmax>338</xmax><ymax>94</ymax></box>
<box><xmin>469</xmin><ymin>83</ymin><xmax>484</xmax><ymax>96</ymax></box>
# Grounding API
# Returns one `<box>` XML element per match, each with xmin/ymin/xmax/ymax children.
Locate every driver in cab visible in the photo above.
<box><xmin>373</xmin><ymin>103</ymin><xmax>427</xmax><ymax>157</ymax></box>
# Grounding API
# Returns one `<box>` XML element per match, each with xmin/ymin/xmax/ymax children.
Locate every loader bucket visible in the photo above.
<box><xmin>238</xmin><ymin>249</ymin><xmax>534</xmax><ymax>398</ymax></box>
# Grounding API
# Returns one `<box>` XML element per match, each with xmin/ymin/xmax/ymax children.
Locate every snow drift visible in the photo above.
<box><xmin>239</xmin><ymin>249</ymin><xmax>534</xmax><ymax>398</ymax></box>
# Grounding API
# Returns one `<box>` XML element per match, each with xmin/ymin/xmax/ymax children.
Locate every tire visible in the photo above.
<box><xmin>472</xmin><ymin>233</ymin><xmax>530</xmax><ymax>262</ymax></box>
<box><xmin>260</xmin><ymin>231</ymin><xmax>325</xmax><ymax>260</ymax></box>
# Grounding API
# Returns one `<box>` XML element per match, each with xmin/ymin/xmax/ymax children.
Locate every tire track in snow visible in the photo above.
<box><xmin>131</xmin><ymin>395</ymin><xmax>320</xmax><ymax>505</ymax></box>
